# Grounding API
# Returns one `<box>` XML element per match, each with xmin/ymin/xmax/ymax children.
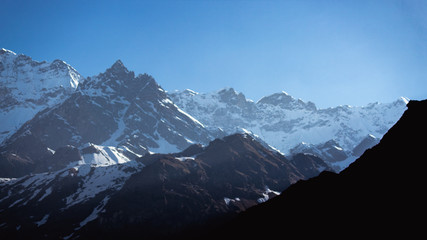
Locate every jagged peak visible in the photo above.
<box><xmin>112</xmin><ymin>59</ymin><xmax>124</xmax><ymax>67</ymax></box>
<box><xmin>50</xmin><ymin>59</ymin><xmax>70</xmax><ymax>69</ymax></box>
<box><xmin>217</xmin><ymin>87</ymin><xmax>238</xmax><ymax>95</ymax></box>
<box><xmin>184</xmin><ymin>89</ymin><xmax>199</xmax><ymax>95</ymax></box>
<box><xmin>257</xmin><ymin>91</ymin><xmax>293</xmax><ymax>103</ymax></box>
<box><xmin>106</xmin><ymin>59</ymin><xmax>129</xmax><ymax>74</ymax></box>
<box><xmin>181</xmin><ymin>89</ymin><xmax>199</xmax><ymax>96</ymax></box>
<box><xmin>222</xmin><ymin>132</ymin><xmax>254</xmax><ymax>143</ymax></box>
<box><xmin>52</xmin><ymin>59</ymin><xmax>66</xmax><ymax>64</ymax></box>
<box><xmin>256</xmin><ymin>91</ymin><xmax>317</xmax><ymax>110</ymax></box>
<box><xmin>281</xmin><ymin>90</ymin><xmax>290</xmax><ymax>96</ymax></box>
<box><xmin>216</xmin><ymin>87</ymin><xmax>251</xmax><ymax>105</ymax></box>
<box><xmin>398</xmin><ymin>96</ymin><xmax>410</xmax><ymax>105</ymax></box>
<box><xmin>0</xmin><ymin>48</ymin><xmax>17</xmax><ymax>55</ymax></box>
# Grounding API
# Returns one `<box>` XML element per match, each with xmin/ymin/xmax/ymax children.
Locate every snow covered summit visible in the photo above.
<box><xmin>170</xmin><ymin>88</ymin><xmax>408</xmax><ymax>169</ymax></box>
<box><xmin>3</xmin><ymin>59</ymin><xmax>215</xmax><ymax>161</ymax></box>
<box><xmin>0</xmin><ymin>48</ymin><xmax>82</xmax><ymax>143</ymax></box>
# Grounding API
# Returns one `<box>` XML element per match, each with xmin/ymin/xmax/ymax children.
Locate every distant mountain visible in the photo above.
<box><xmin>352</xmin><ymin>134</ymin><xmax>380</xmax><ymax>157</ymax></box>
<box><xmin>0</xmin><ymin>48</ymin><xmax>415</xmax><ymax>239</ymax></box>
<box><xmin>289</xmin><ymin>139</ymin><xmax>350</xmax><ymax>171</ymax></box>
<box><xmin>170</xmin><ymin>88</ymin><xmax>408</xmax><ymax>169</ymax></box>
<box><xmin>207</xmin><ymin>99</ymin><xmax>427</xmax><ymax>238</ymax></box>
<box><xmin>0</xmin><ymin>133</ymin><xmax>330</xmax><ymax>239</ymax></box>
<box><xmin>0</xmin><ymin>48</ymin><xmax>82</xmax><ymax>143</ymax></box>
<box><xmin>0</xmin><ymin>60</ymin><xmax>215</xmax><ymax>177</ymax></box>
<box><xmin>1</xmin><ymin>48</ymin><xmax>407</xmax><ymax>176</ymax></box>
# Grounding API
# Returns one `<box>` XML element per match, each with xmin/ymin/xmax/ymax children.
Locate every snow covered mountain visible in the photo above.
<box><xmin>5</xmin><ymin>60</ymin><xmax>214</xmax><ymax>154</ymax></box>
<box><xmin>0</xmin><ymin>48</ymin><xmax>82</xmax><ymax>143</ymax></box>
<box><xmin>208</xmin><ymin>100</ymin><xmax>427</xmax><ymax>239</ymax></box>
<box><xmin>0</xmin><ymin>56</ymin><xmax>215</xmax><ymax>177</ymax></box>
<box><xmin>290</xmin><ymin>140</ymin><xmax>347</xmax><ymax>163</ymax></box>
<box><xmin>0</xmin><ymin>156</ymin><xmax>144</xmax><ymax>239</ymax></box>
<box><xmin>0</xmin><ymin>48</ymin><xmax>414</xmax><ymax>239</ymax></box>
<box><xmin>1</xmin><ymin>48</ymin><xmax>407</xmax><ymax>174</ymax></box>
<box><xmin>0</xmin><ymin>133</ymin><xmax>330</xmax><ymax>239</ymax></box>
<box><xmin>170</xmin><ymin>88</ymin><xmax>408</xmax><ymax>167</ymax></box>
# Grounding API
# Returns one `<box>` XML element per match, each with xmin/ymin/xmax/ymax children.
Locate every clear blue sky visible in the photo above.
<box><xmin>1</xmin><ymin>0</ymin><xmax>426</xmax><ymax>108</ymax></box>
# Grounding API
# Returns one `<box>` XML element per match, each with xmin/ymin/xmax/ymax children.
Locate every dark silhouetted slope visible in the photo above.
<box><xmin>209</xmin><ymin>100</ymin><xmax>427</xmax><ymax>239</ymax></box>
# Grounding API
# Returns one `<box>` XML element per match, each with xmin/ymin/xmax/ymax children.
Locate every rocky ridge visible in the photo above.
<box><xmin>0</xmin><ymin>133</ymin><xmax>330</xmax><ymax>239</ymax></box>
<box><xmin>0</xmin><ymin>48</ymin><xmax>82</xmax><ymax>143</ymax></box>
<box><xmin>170</xmin><ymin>88</ymin><xmax>408</xmax><ymax>169</ymax></box>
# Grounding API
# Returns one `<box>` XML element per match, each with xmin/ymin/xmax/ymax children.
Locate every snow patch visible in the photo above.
<box><xmin>400</xmin><ymin>96</ymin><xmax>410</xmax><ymax>104</ymax></box>
<box><xmin>77</xmin><ymin>196</ymin><xmax>110</xmax><ymax>230</ymax></box>
<box><xmin>257</xmin><ymin>186</ymin><xmax>280</xmax><ymax>203</ymax></box>
<box><xmin>9</xmin><ymin>198</ymin><xmax>25</xmax><ymax>208</ymax></box>
<box><xmin>149</xmin><ymin>133</ymin><xmax>180</xmax><ymax>154</ymax></box>
<box><xmin>176</xmin><ymin>107</ymin><xmax>205</xmax><ymax>128</ymax></box>
<box><xmin>64</xmin><ymin>161</ymin><xmax>143</xmax><ymax>208</ymax></box>
<box><xmin>224</xmin><ymin>197</ymin><xmax>241</xmax><ymax>205</ymax></box>
<box><xmin>35</xmin><ymin>214</ymin><xmax>49</xmax><ymax>227</ymax></box>
<box><xmin>38</xmin><ymin>187</ymin><xmax>52</xmax><ymax>201</ymax></box>
<box><xmin>101</xmin><ymin>105</ymin><xmax>130</xmax><ymax>147</ymax></box>
<box><xmin>81</xmin><ymin>144</ymin><xmax>131</xmax><ymax>166</ymax></box>
<box><xmin>175</xmin><ymin>157</ymin><xmax>195</xmax><ymax>162</ymax></box>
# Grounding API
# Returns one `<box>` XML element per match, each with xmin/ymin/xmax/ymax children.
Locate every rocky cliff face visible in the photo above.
<box><xmin>12</xmin><ymin>60</ymin><xmax>214</xmax><ymax>155</ymax></box>
<box><xmin>0</xmin><ymin>60</ymin><xmax>217</xmax><ymax>177</ymax></box>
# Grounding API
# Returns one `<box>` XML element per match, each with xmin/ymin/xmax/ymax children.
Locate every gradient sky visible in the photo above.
<box><xmin>1</xmin><ymin>0</ymin><xmax>426</xmax><ymax>108</ymax></box>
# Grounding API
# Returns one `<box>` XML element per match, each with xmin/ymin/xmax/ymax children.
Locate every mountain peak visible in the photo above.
<box><xmin>399</xmin><ymin>96</ymin><xmax>410</xmax><ymax>105</ymax></box>
<box><xmin>218</xmin><ymin>87</ymin><xmax>236</xmax><ymax>93</ymax></box>
<box><xmin>182</xmin><ymin>89</ymin><xmax>199</xmax><ymax>96</ymax></box>
<box><xmin>113</xmin><ymin>59</ymin><xmax>124</xmax><ymax>66</ymax></box>
<box><xmin>217</xmin><ymin>87</ymin><xmax>250</xmax><ymax>106</ymax></box>
<box><xmin>107</xmin><ymin>59</ymin><xmax>129</xmax><ymax>73</ymax></box>
<box><xmin>50</xmin><ymin>59</ymin><xmax>69</xmax><ymax>70</ymax></box>
<box><xmin>256</xmin><ymin>91</ymin><xmax>317</xmax><ymax>111</ymax></box>
<box><xmin>281</xmin><ymin>91</ymin><xmax>290</xmax><ymax>96</ymax></box>
<box><xmin>0</xmin><ymin>49</ymin><xmax>83</xmax><ymax>142</ymax></box>
<box><xmin>0</xmin><ymin>48</ymin><xmax>16</xmax><ymax>56</ymax></box>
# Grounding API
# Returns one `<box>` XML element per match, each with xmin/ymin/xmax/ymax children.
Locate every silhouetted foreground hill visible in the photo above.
<box><xmin>205</xmin><ymin>100</ymin><xmax>426</xmax><ymax>239</ymax></box>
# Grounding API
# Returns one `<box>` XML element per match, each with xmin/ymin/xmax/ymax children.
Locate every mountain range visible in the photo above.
<box><xmin>0</xmin><ymin>133</ymin><xmax>331</xmax><ymax>239</ymax></box>
<box><xmin>1</xmin><ymin>49</ymin><xmax>407</xmax><ymax>175</ymax></box>
<box><xmin>0</xmin><ymin>50</ymin><xmax>216</xmax><ymax>178</ymax></box>
<box><xmin>0</xmin><ymin>49</ymin><xmax>415</xmax><ymax>239</ymax></box>
<box><xmin>206</xmin><ymin>99</ymin><xmax>427</xmax><ymax>239</ymax></box>
<box><xmin>170</xmin><ymin>87</ymin><xmax>407</xmax><ymax>169</ymax></box>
